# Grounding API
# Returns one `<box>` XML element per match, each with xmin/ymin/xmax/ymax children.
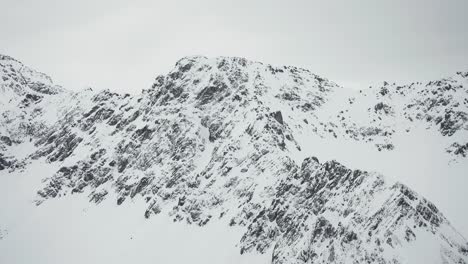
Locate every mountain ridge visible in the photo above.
<box><xmin>1</xmin><ymin>54</ymin><xmax>467</xmax><ymax>263</ymax></box>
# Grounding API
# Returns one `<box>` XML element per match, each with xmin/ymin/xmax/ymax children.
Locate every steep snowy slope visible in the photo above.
<box><xmin>0</xmin><ymin>54</ymin><xmax>467</xmax><ymax>263</ymax></box>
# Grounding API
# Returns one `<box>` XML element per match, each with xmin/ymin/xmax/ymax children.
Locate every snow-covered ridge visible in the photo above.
<box><xmin>1</xmin><ymin>54</ymin><xmax>467</xmax><ymax>263</ymax></box>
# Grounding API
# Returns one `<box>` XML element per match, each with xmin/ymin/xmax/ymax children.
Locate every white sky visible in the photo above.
<box><xmin>1</xmin><ymin>0</ymin><xmax>467</xmax><ymax>93</ymax></box>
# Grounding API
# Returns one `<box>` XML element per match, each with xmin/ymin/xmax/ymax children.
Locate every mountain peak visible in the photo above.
<box><xmin>0</xmin><ymin>54</ymin><xmax>62</xmax><ymax>96</ymax></box>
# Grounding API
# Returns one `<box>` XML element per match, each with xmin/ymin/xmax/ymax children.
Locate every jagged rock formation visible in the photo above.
<box><xmin>1</xmin><ymin>54</ymin><xmax>467</xmax><ymax>263</ymax></box>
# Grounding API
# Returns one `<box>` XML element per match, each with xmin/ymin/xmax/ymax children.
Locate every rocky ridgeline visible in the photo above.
<box><xmin>239</xmin><ymin>158</ymin><xmax>467</xmax><ymax>263</ymax></box>
<box><xmin>1</xmin><ymin>54</ymin><xmax>467</xmax><ymax>263</ymax></box>
<box><xmin>316</xmin><ymin>73</ymin><xmax>468</xmax><ymax>154</ymax></box>
<box><xmin>0</xmin><ymin>54</ymin><xmax>70</xmax><ymax>170</ymax></box>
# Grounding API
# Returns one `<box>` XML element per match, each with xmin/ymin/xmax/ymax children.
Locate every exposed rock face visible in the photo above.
<box><xmin>447</xmin><ymin>142</ymin><xmax>468</xmax><ymax>158</ymax></box>
<box><xmin>1</xmin><ymin>54</ymin><xmax>468</xmax><ymax>263</ymax></box>
<box><xmin>241</xmin><ymin>158</ymin><xmax>467</xmax><ymax>263</ymax></box>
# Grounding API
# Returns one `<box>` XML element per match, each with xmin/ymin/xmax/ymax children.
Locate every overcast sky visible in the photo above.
<box><xmin>1</xmin><ymin>0</ymin><xmax>467</xmax><ymax>93</ymax></box>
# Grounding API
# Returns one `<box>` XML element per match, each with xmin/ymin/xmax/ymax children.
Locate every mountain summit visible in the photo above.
<box><xmin>1</xmin><ymin>54</ymin><xmax>467</xmax><ymax>263</ymax></box>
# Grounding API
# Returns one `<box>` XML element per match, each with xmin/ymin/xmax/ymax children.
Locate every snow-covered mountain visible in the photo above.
<box><xmin>1</xmin><ymin>54</ymin><xmax>467</xmax><ymax>263</ymax></box>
